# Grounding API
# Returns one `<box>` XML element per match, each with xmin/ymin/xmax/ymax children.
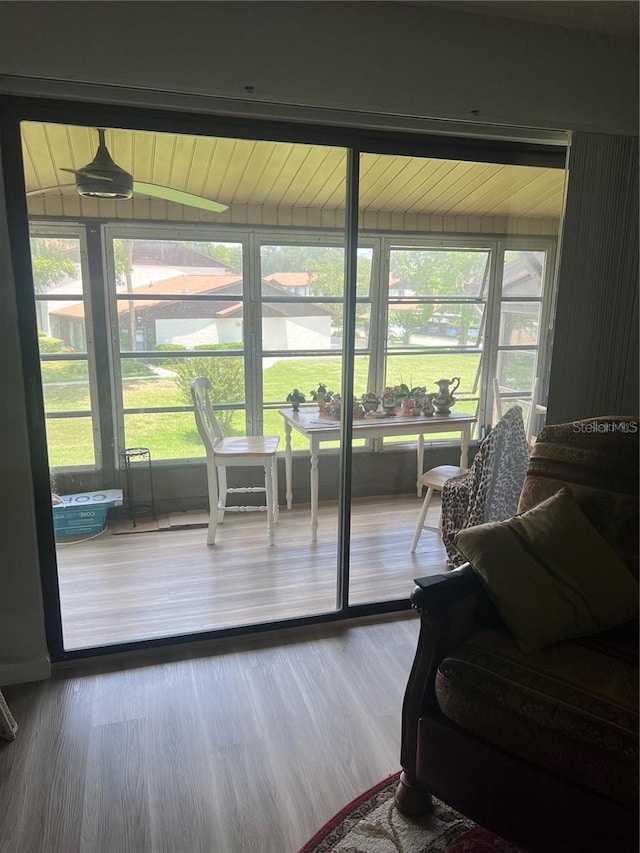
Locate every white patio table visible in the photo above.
<box><xmin>278</xmin><ymin>408</ymin><xmax>476</xmax><ymax>543</ymax></box>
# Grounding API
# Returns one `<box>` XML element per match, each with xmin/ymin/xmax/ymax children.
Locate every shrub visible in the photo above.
<box><xmin>149</xmin><ymin>343</ymin><xmax>187</xmax><ymax>366</ymax></box>
<box><xmin>172</xmin><ymin>344</ymin><xmax>245</xmax><ymax>433</ymax></box>
<box><xmin>38</xmin><ymin>331</ymin><xmax>69</xmax><ymax>353</ymax></box>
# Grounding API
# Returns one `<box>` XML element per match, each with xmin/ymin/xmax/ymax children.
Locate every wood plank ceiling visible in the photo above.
<box><xmin>22</xmin><ymin>122</ymin><xmax>565</xmax><ymax>235</ymax></box>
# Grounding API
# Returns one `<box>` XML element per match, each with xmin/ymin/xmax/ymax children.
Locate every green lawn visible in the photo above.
<box><xmin>44</xmin><ymin>352</ymin><xmax>482</xmax><ymax>467</ymax></box>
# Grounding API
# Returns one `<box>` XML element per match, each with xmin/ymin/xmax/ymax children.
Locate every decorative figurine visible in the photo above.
<box><xmin>381</xmin><ymin>388</ymin><xmax>397</xmax><ymax>416</ymax></box>
<box><xmin>422</xmin><ymin>393</ymin><xmax>435</xmax><ymax>416</ymax></box>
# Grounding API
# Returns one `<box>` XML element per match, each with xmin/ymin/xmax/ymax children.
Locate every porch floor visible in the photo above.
<box><xmin>56</xmin><ymin>493</ymin><xmax>448</xmax><ymax>651</ymax></box>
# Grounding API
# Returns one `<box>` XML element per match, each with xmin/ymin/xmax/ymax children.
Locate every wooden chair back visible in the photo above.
<box><xmin>190</xmin><ymin>376</ymin><xmax>225</xmax><ymax>452</ymax></box>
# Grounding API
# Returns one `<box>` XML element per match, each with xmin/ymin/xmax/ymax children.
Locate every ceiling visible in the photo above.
<box><xmin>22</xmin><ymin>122</ymin><xmax>565</xmax><ymax>234</ymax></box>
<box><xmin>417</xmin><ymin>1</ymin><xmax>639</xmax><ymax>38</ymax></box>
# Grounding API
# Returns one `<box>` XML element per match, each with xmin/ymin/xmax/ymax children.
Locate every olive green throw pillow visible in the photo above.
<box><xmin>453</xmin><ymin>488</ymin><xmax>639</xmax><ymax>653</ymax></box>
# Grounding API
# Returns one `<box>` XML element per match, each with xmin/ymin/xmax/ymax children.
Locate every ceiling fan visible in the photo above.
<box><xmin>28</xmin><ymin>128</ymin><xmax>229</xmax><ymax>212</ymax></box>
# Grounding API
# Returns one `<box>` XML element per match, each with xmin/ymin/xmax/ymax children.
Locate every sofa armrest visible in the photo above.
<box><xmin>398</xmin><ymin>564</ymin><xmax>488</xmax><ymax>800</ymax></box>
<box><xmin>412</xmin><ymin>563</ymin><xmax>483</xmax><ymax>615</ymax></box>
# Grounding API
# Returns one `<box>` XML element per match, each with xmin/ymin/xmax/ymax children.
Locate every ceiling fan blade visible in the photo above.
<box><xmin>133</xmin><ymin>182</ymin><xmax>228</xmax><ymax>212</ymax></box>
<box><xmin>60</xmin><ymin>167</ymin><xmax>115</xmax><ymax>182</ymax></box>
<box><xmin>26</xmin><ymin>184</ymin><xmax>75</xmax><ymax>197</ymax></box>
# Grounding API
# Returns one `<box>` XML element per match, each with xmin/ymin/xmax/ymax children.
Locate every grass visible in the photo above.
<box><xmin>45</xmin><ymin>352</ymin><xmax>483</xmax><ymax>467</ymax></box>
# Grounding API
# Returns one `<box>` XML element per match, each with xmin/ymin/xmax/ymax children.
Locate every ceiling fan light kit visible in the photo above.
<box><xmin>62</xmin><ymin>128</ymin><xmax>134</xmax><ymax>200</ymax></box>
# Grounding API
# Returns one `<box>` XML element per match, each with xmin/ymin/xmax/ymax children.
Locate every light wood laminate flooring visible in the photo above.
<box><xmin>1</xmin><ymin>613</ymin><xmax>420</xmax><ymax>853</ymax></box>
<box><xmin>56</xmin><ymin>495</ymin><xmax>447</xmax><ymax>651</ymax></box>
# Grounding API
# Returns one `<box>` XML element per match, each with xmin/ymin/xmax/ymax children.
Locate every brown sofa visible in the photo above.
<box><xmin>395</xmin><ymin>416</ymin><xmax>639</xmax><ymax>853</ymax></box>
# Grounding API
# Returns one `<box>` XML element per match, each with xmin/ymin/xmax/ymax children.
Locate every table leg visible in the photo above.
<box><xmin>284</xmin><ymin>421</ymin><xmax>293</xmax><ymax>510</ymax></box>
<box><xmin>310</xmin><ymin>439</ymin><xmax>319</xmax><ymax>544</ymax></box>
<box><xmin>460</xmin><ymin>425</ymin><xmax>471</xmax><ymax>469</ymax></box>
<box><xmin>265</xmin><ymin>459</ymin><xmax>275</xmax><ymax>547</ymax></box>
<box><xmin>416</xmin><ymin>434</ymin><xmax>425</xmax><ymax>497</ymax></box>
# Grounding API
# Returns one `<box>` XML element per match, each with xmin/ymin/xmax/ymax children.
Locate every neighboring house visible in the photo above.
<box><xmin>500</xmin><ymin>252</ymin><xmax>545</xmax><ymax>346</ymax></box>
<box><xmin>49</xmin><ymin>273</ymin><xmax>335</xmax><ymax>351</ymax></box>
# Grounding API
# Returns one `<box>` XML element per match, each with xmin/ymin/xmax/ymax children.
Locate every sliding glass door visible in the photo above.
<box><xmin>16</xmin><ymin>107</ymin><xmax>566</xmax><ymax>657</ymax></box>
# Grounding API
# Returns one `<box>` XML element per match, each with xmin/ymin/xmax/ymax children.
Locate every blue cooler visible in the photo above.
<box><xmin>53</xmin><ymin>490</ymin><xmax>123</xmax><ymax>538</ymax></box>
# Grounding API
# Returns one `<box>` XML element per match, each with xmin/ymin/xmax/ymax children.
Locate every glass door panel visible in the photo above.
<box><xmin>350</xmin><ymin>151</ymin><xmax>566</xmax><ymax>606</ymax></box>
<box><xmin>22</xmin><ymin>118</ymin><xmax>349</xmax><ymax>650</ymax></box>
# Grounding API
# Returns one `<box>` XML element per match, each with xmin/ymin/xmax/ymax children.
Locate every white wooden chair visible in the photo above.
<box><xmin>492</xmin><ymin>377</ymin><xmax>503</xmax><ymax>421</ymax></box>
<box><xmin>410</xmin><ymin>376</ymin><xmax>506</xmax><ymax>553</ymax></box>
<box><xmin>410</xmin><ymin>464</ymin><xmax>466</xmax><ymax>553</ymax></box>
<box><xmin>190</xmin><ymin>377</ymin><xmax>280</xmax><ymax>546</ymax></box>
<box><xmin>411</xmin><ymin>405</ymin><xmax>530</xmax><ymax>555</ymax></box>
<box><xmin>524</xmin><ymin>377</ymin><xmax>547</xmax><ymax>448</ymax></box>
<box><xmin>493</xmin><ymin>376</ymin><xmax>546</xmax><ymax>449</ymax></box>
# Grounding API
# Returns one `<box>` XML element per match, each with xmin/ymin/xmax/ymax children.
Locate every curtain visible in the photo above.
<box><xmin>547</xmin><ymin>133</ymin><xmax>639</xmax><ymax>423</ymax></box>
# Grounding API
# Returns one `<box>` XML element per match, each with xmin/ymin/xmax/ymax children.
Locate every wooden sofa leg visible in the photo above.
<box><xmin>394</xmin><ymin>771</ymin><xmax>432</xmax><ymax>817</ymax></box>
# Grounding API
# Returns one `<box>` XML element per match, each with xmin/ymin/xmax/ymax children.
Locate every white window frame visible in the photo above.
<box><xmin>29</xmin><ymin>221</ymin><xmax>101</xmax><ymax>472</ymax></box>
<box><xmin>31</xmin><ymin>221</ymin><xmax>558</xmax><ymax>469</ymax></box>
<box><xmin>102</xmin><ymin>223</ymin><xmax>250</xmax><ymax>467</ymax></box>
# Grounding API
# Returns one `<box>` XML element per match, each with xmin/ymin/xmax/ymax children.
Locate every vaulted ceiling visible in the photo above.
<box><xmin>22</xmin><ymin>122</ymin><xmax>565</xmax><ymax>235</ymax></box>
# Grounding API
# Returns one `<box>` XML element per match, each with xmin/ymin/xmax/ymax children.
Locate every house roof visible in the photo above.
<box><xmin>51</xmin><ymin>275</ymin><xmax>243</xmax><ymax>318</ymax></box>
<box><xmin>50</xmin><ymin>273</ymin><xmax>335</xmax><ymax>319</ymax></box>
<box><xmin>264</xmin><ymin>272</ymin><xmax>312</xmax><ymax>289</ymax></box>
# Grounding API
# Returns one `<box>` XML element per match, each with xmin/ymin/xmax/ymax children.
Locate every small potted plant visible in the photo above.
<box><xmin>286</xmin><ymin>388</ymin><xmax>306</xmax><ymax>412</ymax></box>
<box><xmin>401</xmin><ymin>385</ymin><xmax>427</xmax><ymax>414</ymax></box>
<box><xmin>361</xmin><ymin>391</ymin><xmax>381</xmax><ymax>414</ymax></box>
<box><xmin>309</xmin><ymin>383</ymin><xmax>333</xmax><ymax>412</ymax></box>
<box><xmin>325</xmin><ymin>393</ymin><xmax>342</xmax><ymax>419</ymax></box>
<box><xmin>394</xmin><ymin>383</ymin><xmax>411</xmax><ymax>401</ymax></box>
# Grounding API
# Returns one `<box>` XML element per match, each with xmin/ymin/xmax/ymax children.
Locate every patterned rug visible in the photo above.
<box><xmin>298</xmin><ymin>772</ymin><xmax>523</xmax><ymax>853</ymax></box>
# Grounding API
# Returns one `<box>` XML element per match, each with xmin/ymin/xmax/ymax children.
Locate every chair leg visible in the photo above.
<box><xmin>411</xmin><ymin>487</ymin><xmax>435</xmax><ymax>553</ymax></box>
<box><xmin>264</xmin><ymin>459</ymin><xmax>275</xmax><ymax>546</ymax></box>
<box><xmin>217</xmin><ymin>466</ymin><xmax>228</xmax><ymax>524</ymax></box>
<box><xmin>271</xmin><ymin>456</ymin><xmax>279</xmax><ymax>524</ymax></box>
<box><xmin>206</xmin><ymin>461</ymin><xmax>220</xmax><ymax>545</ymax></box>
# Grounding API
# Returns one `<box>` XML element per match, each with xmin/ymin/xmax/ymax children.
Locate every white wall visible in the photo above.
<box><xmin>0</xmin><ymin>1</ymin><xmax>637</xmax><ymax>135</ymax></box>
<box><xmin>263</xmin><ymin>316</ymin><xmax>332</xmax><ymax>350</ymax></box>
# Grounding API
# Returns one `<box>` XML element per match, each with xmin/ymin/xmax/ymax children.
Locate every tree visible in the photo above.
<box><xmin>30</xmin><ymin>238</ymin><xmax>78</xmax><ymax>341</ymax></box>
<box><xmin>389</xmin><ymin>249</ymin><xmax>487</xmax><ymax>345</ymax></box>
<box><xmin>113</xmin><ymin>239</ymin><xmax>138</xmax><ymax>351</ymax></box>
<box><xmin>184</xmin><ymin>241</ymin><xmax>242</xmax><ymax>272</ymax></box>
<box><xmin>390</xmin><ymin>249</ymin><xmax>486</xmax><ymax>296</ymax></box>
<box><xmin>260</xmin><ymin>245</ymin><xmax>371</xmax><ymax>297</ymax></box>
<box><xmin>30</xmin><ymin>238</ymin><xmax>76</xmax><ymax>293</ymax></box>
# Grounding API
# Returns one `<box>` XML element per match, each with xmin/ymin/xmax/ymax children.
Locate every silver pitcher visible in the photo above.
<box><xmin>432</xmin><ymin>377</ymin><xmax>460</xmax><ymax>415</ymax></box>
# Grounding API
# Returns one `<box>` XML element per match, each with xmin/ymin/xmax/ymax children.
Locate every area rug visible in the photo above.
<box><xmin>299</xmin><ymin>772</ymin><xmax>524</xmax><ymax>853</ymax></box>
